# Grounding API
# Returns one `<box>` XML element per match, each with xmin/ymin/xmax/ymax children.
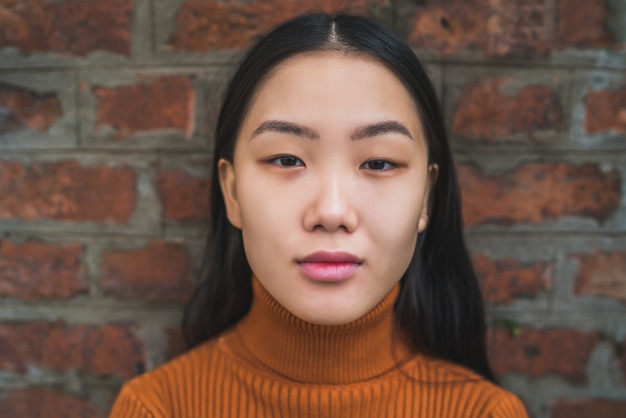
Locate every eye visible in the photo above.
<box><xmin>268</xmin><ymin>155</ymin><xmax>304</xmax><ymax>167</ymax></box>
<box><xmin>360</xmin><ymin>159</ymin><xmax>398</xmax><ymax>171</ymax></box>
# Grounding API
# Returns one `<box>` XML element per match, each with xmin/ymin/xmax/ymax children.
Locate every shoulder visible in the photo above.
<box><xmin>402</xmin><ymin>354</ymin><xmax>528</xmax><ymax>418</ymax></box>
<box><xmin>109</xmin><ymin>337</ymin><xmax>224</xmax><ymax>417</ymax></box>
<box><xmin>134</xmin><ymin>336</ymin><xmax>222</xmax><ymax>389</ymax></box>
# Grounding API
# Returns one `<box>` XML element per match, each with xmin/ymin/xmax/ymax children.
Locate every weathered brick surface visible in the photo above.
<box><xmin>585</xmin><ymin>87</ymin><xmax>626</xmax><ymax>135</ymax></box>
<box><xmin>407</xmin><ymin>0</ymin><xmax>616</xmax><ymax>57</ymax></box>
<box><xmin>489</xmin><ymin>327</ymin><xmax>598</xmax><ymax>384</ymax></box>
<box><xmin>451</xmin><ymin>78</ymin><xmax>563</xmax><ymax>141</ymax></box>
<box><xmin>169</xmin><ymin>0</ymin><xmax>377</xmax><ymax>51</ymax></box>
<box><xmin>482</xmin><ymin>0</ymin><xmax>554</xmax><ymax>56</ymax></box>
<box><xmin>0</xmin><ymin>0</ymin><xmax>132</xmax><ymax>56</ymax></box>
<box><xmin>100</xmin><ymin>241</ymin><xmax>194</xmax><ymax>302</ymax></box>
<box><xmin>551</xmin><ymin>399</ymin><xmax>626</xmax><ymax>418</ymax></box>
<box><xmin>408</xmin><ymin>0</ymin><xmax>555</xmax><ymax>57</ymax></box>
<box><xmin>1</xmin><ymin>2</ymin><xmax>624</xmax><ymax>416</ymax></box>
<box><xmin>155</xmin><ymin>169</ymin><xmax>211</xmax><ymax>221</ymax></box>
<box><xmin>0</xmin><ymin>160</ymin><xmax>136</xmax><ymax>223</ymax></box>
<box><xmin>94</xmin><ymin>76</ymin><xmax>195</xmax><ymax>140</ymax></box>
<box><xmin>408</xmin><ymin>3</ymin><xmax>486</xmax><ymax>55</ymax></box>
<box><xmin>0</xmin><ymin>240</ymin><xmax>86</xmax><ymax>300</ymax></box>
<box><xmin>458</xmin><ymin>163</ymin><xmax>621</xmax><ymax>226</ymax></box>
<box><xmin>0</xmin><ymin>322</ymin><xmax>143</xmax><ymax>378</ymax></box>
<box><xmin>0</xmin><ymin>387</ymin><xmax>103</xmax><ymax>418</ymax></box>
<box><xmin>473</xmin><ymin>254</ymin><xmax>552</xmax><ymax>304</ymax></box>
<box><xmin>573</xmin><ymin>249</ymin><xmax>626</xmax><ymax>303</ymax></box>
<box><xmin>557</xmin><ymin>0</ymin><xmax>613</xmax><ymax>48</ymax></box>
<box><xmin>0</xmin><ymin>83</ymin><xmax>62</xmax><ymax>135</ymax></box>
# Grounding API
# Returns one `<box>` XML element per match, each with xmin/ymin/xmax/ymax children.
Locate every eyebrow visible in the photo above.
<box><xmin>250</xmin><ymin>119</ymin><xmax>413</xmax><ymax>141</ymax></box>
<box><xmin>351</xmin><ymin>121</ymin><xmax>413</xmax><ymax>141</ymax></box>
<box><xmin>251</xmin><ymin>120</ymin><xmax>319</xmax><ymax>140</ymax></box>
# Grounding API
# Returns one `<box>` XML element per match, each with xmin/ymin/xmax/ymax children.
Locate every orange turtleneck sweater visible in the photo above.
<box><xmin>109</xmin><ymin>279</ymin><xmax>528</xmax><ymax>417</ymax></box>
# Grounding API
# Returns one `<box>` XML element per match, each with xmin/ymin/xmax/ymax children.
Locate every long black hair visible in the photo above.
<box><xmin>183</xmin><ymin>13</ymin><xmax>495</xmax><ymax>383</ymax></box>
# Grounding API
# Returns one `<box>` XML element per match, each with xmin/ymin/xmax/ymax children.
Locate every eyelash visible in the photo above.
<box><xmin>266</xmin><ymin>155</ymin><xmax>400</xmax><ymax>172</ymax></box>
<box><xmin>267</xmin><ymin>155</ymin><xmax>305</xmax><ymax>167</ymax></box>
<box><xmin>359</xmin><ymin>159</ymin><xmax>399</xmax><ymax>171</ymax></box>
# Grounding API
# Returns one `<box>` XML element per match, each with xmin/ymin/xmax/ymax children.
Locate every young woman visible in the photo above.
<box><xmin>110</xmin><ymin>13</ymin><xmax>528</xmax><ymax>417</ymax></box>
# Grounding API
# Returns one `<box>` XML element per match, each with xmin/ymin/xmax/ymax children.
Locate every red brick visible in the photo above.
<box><xmin>0</xmin><ymin>83</ymin><xmax>62</xmax><ymax>135</ymax></box>
<box><xmin>94</xmin><ymin>76</ymin><xmax>195</xmax><ymax>140</ymax></box>
<box><xmin>0</xmin><ymin>387</ymin><xmax>102</xmax><ymax>418</ymax></box>
<box><xmin>0</xmin><ymin>0</ymin><xmax>132</xmax><ymax>56</ymax></box>
<box><xmin>0</xmin><ymin>160</ymin><xmax>136</xmax><ymax>223</ymax></box>
<box><xmin>489</xmin><ymin>327</ymin><xmax>598</xmax><ymax>384</ymax></box>
<box><xmin>408</xmin><ymin>0</ymin><xmax>555</xmax><ymax>57</ymax></box>
<box><xmin>473</xmin><ymin>254</ymin><xmax>552</xmax><ymax>304</ymax></box>
<box><xmin>100</xmin><ymin>241</ymin><xmax>194</xmax><ymax>302</ymax></box>
<box><xmin>155</xmin><ymin>169</ymin><xmax>210</xmax><ymax>222</ymax></box>
<box><xmin>408</xmin><ymin>3</ymin><xmax>486</xmax><ymax>55</ymax></box>
<box><xmin>556</xmin><ymin>0</ymin><xmax>613</xmax><ymax>48</ymax></box>
<box><xmin>482</xmin><ymin>0</ymin><xmax>555</xmax><ymax>57</ymax></box>
<box><xmin>451</xmin><ymin>78</ymin><xmax>563</xmax><ymax>140</ymax></box>
<box><xmin>458</xmin><ymin>163</ymin><xmax>621</xmax><ymax>226</ymax></box>
<box><xmin>585</xmin><ymin>87</ymin><xmax>626</xmax><ymax>135</ymax></box>
<box><xmin>552</xmin><ymin>399</ymin><xmax>626</xmax><ymax>418</ymax></box>
<box><xmin>0</xmin><ymin>240</ymin><xmax>86</xmax><ymax>300</ymax></box>
<box><xmin>408</xmin><ymin>0</ymin><xmax>618</xmax><ymax>57</ymax></box>
<box><xmin>573</xmin><ymin>249</ymin><xmax>626</xmax><ymax>303</ymax></box>
<box><xmin>169</xmin><ymin>0</ymin><xmax>375</xmax><ymax>51</ymax></box>
<box><xmin>166</xmin><ymin>326</ymin><xmax>187</xmax><ymax>360</ymax></box>
<box><xmin>0</xmin><ymin>322</ymin><xmax>143</xmax><ymax>378</ymax></box>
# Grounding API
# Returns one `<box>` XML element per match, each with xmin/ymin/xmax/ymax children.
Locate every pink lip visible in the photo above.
<box><xmin>298</xmin><ymin>251</ymin><xmax>362</xmax><ymax>282</ymax></box>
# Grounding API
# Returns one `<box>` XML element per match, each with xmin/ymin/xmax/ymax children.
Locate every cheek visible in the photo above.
<box><xmin>374</xmin><ymin>207</ymin><xmax>421</xmax><ymax>255</ymax></box>
<box><xmin>236</xmin><ymin>185</ymin><xmax>280</xmax><ymax>276</ymax></box>
<box><xmin>235</xmin><ymin>175</ymin><xmax>300</xmax><ymax>253</ymax></box>
<box><xmin>362</xmin><ymin>179</ymin><xmax>425</xmax><ymax>262</ymax></box>
<box><xmin>363</xmin><ymin>178</ymin><xmax>426</xmax><ymax>234</ymax></box>
<box><xmin>237</xmin><ymin>185</ymin><xmax>274</xmax><ymax>234</ymax></box>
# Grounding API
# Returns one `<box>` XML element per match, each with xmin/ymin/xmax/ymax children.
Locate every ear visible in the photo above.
<box><xmin>218</xmin><ymin>158</ymin><xmax>242</xmax><ymax>229</ymax></box>
<box><xmin>418</xmin><ymin>164</ymin><xmax>439</xmax><ymax>233</ymax></box>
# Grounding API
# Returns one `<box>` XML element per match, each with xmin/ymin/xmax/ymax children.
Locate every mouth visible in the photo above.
<box><xmin>297</xmin><ymin>251</ymin><xmax>362</xmax><ymax>282</ymax></box>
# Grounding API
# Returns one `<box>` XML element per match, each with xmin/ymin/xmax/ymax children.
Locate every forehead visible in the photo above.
<box><xmin>243</xmin><ymin>51</ymin><xmax>423</xmax><ymax>134</ymax></box>
<box><xmin>258</xmin><ymin>51</ymin><xmax>411</xmax><ymax>100</ymax></box>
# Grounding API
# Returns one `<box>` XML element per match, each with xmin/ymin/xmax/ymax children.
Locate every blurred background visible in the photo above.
<box><xmin>0</xmin><ymin>0</ymin><xmax>625</xmax><ymax>417</ymax></box>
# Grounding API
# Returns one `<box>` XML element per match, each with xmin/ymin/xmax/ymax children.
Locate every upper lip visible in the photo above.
<box><xmin>298</xmin><ymin>251</ymin><xmax>362</xmax><ymax>264</ymax></box>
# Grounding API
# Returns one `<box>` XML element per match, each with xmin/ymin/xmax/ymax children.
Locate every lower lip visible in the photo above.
<box><xmin>298</xmin><ymin>262</ymin><xmax>360</xmax><ymax>282</ymax></box>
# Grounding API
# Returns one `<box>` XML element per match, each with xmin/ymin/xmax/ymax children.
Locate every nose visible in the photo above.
<box><xmin>302</xmin><ymin>172</ymin><xmax>358</xmax><ymax>233</ymax></box>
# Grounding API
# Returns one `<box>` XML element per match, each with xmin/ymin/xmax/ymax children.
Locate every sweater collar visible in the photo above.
<box><xmin>232</xmin><ymin>277</ymin><xmax>414</xmax><ymax>384</ymax></box>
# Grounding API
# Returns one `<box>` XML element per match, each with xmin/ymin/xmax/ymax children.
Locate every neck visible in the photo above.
<box><xmin>232</xmin><ymin>277</ymin><xmax>414</xmax><ymax>384</ymax></box>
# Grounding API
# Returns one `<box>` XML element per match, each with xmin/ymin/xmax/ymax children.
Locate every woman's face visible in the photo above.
<box><xmin>219</xmin><ymin>52</ymin><xmax>434</xmax><ymax>325</ymax></box>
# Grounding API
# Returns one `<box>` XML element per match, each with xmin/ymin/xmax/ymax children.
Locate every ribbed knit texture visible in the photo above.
<box><xmin>110</xmin><ymin>278</ymin><xmax>528</xmax><ymax>417</ymax></box>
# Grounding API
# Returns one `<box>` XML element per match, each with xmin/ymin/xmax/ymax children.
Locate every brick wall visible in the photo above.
<box><xmin>0</xmin><ymin>1</ymin><xmax>625</xmax><ymax>416</ymax></box>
